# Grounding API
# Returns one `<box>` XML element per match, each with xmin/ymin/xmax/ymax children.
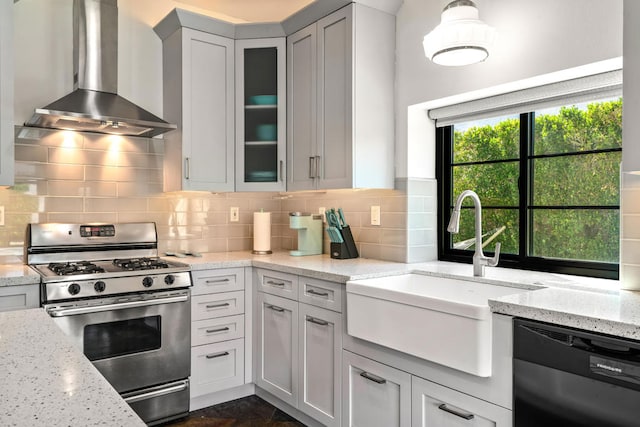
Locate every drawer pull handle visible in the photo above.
<box><xmin>306</xmin><ymin>317</ymin><xmax>329</xmax><ymax>326</ymax></box>
<box><xmin>438</xmin><ymin>404</ymin><xmax>475</xmax><ymax>420</ymax></box>
<box><xmin>359</xmin><ymin>371</ymin><xmax>386</xmax><ymax>384</ymax></box>
<box><xmin>206</xmin><ymin>302</ymin><xmax>230</xmax><ymax>309</ymax></box>
<box><xmin>306</xmin><ymin>316</ymin><xmax>329</xmax><ymax>326</ymax></box>
<box><xmin>205</xmin><ymin>351</ymin><xmax>230</xmax><ymax>359</ymax></box>
<box><xmin>206</xmin><ymin>327</ymin><xmax>230</xmax><ymax>334</ymax></box>
<box><xmin>266</xmin><ymin>280</ymin><xmax>286</xmax><ymax>287</ymax></box>
<box><xmin>267</xmin><ymin>304</ymin><xmax>285</xmax><ymax>312</ymax></box>
<box><xmin>205</xmin><ymin>278</ymin><xmax>230</xmax><ymax>284</ymax></box>
<box><xmin>307</xmin><ymin>288</ymin><xmax>329</xmax><ymax>298</ymax></box>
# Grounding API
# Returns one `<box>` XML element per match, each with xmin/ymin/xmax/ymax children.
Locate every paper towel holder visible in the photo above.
<box><xmin>252</xmin><ymin>210</ymin><xmax>273</xmax><ymax>255</ymax></box>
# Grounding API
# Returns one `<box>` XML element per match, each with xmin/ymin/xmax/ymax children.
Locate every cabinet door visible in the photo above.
<box><xmin>0</xmin><ymin>284</ymin><xmax>39</xmax><ymax>312</ymax></box>
<box><xmin>181</xmin><ymin>28</ymin><xmax>234</xmax><ymax>191</ymax></box>
<box><xmin>412</xmin><ymin>376</ymin><xmax>512</xmax><ymax>427</ymax></box>
<box><xmin>256</xmin><ymin>292</ymin><xmax>299</xmax><ymax>407</ymax></box>
<box><xmin>299</xmin><ymin>277</ymin><xmax>343</xmax><ymax>313</ymax></box>
<box><xmin>235</xmin><ymin>38</ymin><xmax>286</xmax><ymax>192</ymax></box>
<box><xmin>342</xmin><ymin>350</ymin><xmax>411</xmax><ymax>427</ymax></box>
<box><xmin>287</xmin><ymin>23</ymin><xmax>317</xmax><ymax>192</ymax></box>
<box><xmin>192</xmin><ymin>314</ymin><xmax>244</xmax><ymax>346</ymax></box>
<box><xmin>298</xmin><ymin>303</ymin><xmax>342</xmax><ymax>427</ymax></box>
<box><xmin>191</xmin><ymin>338</ymin><xmax>244</xmax><ymax>398</ymax></box>
<box><xmin>316</xmin><ymin>6</ymin><xmax>353</xmax><ymax>190</ymax></box>
<box><xmin>192</xmin><ymin>268</ymin><xmax>245</xmax><ymax>295</ymax></box>
<box><xmin>0</xmin><ymin>0</ymin><xmax>13</xmax><ymax>185</ymax></box>
<box><xmin>192</xmin><ymin>291</ymin><xmax>244</xmax><ymax>321</ymax></box>
<box><xmin>256</xmin><ymin>268</ymin><xmax>299</xmax><ymax>300</ymax></box>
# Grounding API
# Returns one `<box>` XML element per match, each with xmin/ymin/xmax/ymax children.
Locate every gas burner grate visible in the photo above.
<box><xmin>48</xmin><ymin>261</ymin><xmax>106</xmax><ymax>276</ymax></box>
<box><xmin>113</xmin><ymin>257</ymin><xmax>170</xmax><ymax>271</ymax></box>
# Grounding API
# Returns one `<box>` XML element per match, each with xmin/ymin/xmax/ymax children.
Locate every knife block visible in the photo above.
<box><xmin>330</xmin><ymin>226</ymin><xmax>359</xmax><ymax>259</ymax></box>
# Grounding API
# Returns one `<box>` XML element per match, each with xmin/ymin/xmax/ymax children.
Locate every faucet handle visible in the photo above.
<box><xmin>488</xmin><ymin>242</ymin><xmax>501</xmax><ymax>267</ymax></box>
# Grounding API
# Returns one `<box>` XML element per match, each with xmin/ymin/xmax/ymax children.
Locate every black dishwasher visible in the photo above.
<box><xmin>514</xmin><ymin>318</ymin><xmax>640</xmax><ymax>427</ymax></box>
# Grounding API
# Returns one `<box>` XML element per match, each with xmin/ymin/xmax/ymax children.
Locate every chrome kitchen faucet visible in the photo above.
<box><xmin>447</xmin><ymin>190</ymin><xmax>501</xmax><ymax>277</ymax></box>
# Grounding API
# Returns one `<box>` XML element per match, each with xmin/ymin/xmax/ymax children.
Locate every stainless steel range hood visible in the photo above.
<box><xmin>25</xmin><ymin>0</ymin><xmax>176</xmax><ymax>138</ymax></box>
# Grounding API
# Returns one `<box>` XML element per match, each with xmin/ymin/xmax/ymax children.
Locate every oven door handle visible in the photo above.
<box><xmin>123</xmin><ymin>380</ymin><xmax>189</xmax><ymax>404</ymax></box>
<box><xmin>46</xmin><ymin>294</ymin><xmax>189</xmax><ymax>317</ymax></box>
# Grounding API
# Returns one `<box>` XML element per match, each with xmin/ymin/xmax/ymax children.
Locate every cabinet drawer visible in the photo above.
<box><xmin>342</xmin><ymin>350</ymin><xmax>412</xmax><ymax>427</ymax></box>
<box><xmin>191</xmin><ymin>338</ymin><xmax>245</xmax><ymax>398</ymax></box>
<box><xmin>192</xmin><ymin>291</ymin><xmax>244</xmax><ymax>321</ymax></box>
<box><xmin>256</xmin><ymin>268</ymin><xmax>298</xmax><ymax>300</ymax></box>
<box><xmin>299</xmin><ymin>277</ymin><xmax>343</xmax><ymax>312</ymax></box>
<box><xmin>412</xmin><ymin>376</ymin><xmax>512</xmax><ymax>427</ymax></box>
<box><xmin>192</xmin><ymin>314</ymin><xmax>245</xmax><ymax>346</ymax></box>
<box><xmin>0</xmin><ymin>284</ymin><xmax>39</xmax><ymax>312</ymax></box>
<box><xmin>192</xmin><ymin>268</ymin><xmax>245</xmax><ymax>295</ymax></box>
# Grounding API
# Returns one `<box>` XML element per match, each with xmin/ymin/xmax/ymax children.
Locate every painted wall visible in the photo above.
<box><xmin>395</xmin><ymin>0</ymin><xmax>623</xmax><ymax>178</ymax></box>
<box><xmin>621</xmin><ymin>0</ymin><xmax>640</xmax><ymax>289</ymax></box>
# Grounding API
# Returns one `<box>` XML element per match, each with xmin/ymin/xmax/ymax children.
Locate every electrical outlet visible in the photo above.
<box><xmin>319</xmin><ymin>207</ymin><xmax>326</xmax><ymax>222</ymax></box>
<box><xmin>230</xmin><ymin>207</ymin><xmax>239</xmax><ymax>222</ymax></box>
<box><xmin>0</xmin><ymin>206</ymin><xmax>4</xmax><ymax>226</ymax></box>
<box><xmin>371</xmin><ymin>205</ymin><xmax>381</xmax><ymax>226</ymax></box>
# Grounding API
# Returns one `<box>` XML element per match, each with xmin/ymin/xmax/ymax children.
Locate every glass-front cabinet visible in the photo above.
<box><xmin>235</xmin><ymin>38</ymin><xmax>286</xmax><ymax>191</ymax></box>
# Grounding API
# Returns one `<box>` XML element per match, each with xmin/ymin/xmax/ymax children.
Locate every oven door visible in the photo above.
<box><xmin>44</xmin><ymin>289</ymin><xmax>191</xmax><ymax>393</ymax></box>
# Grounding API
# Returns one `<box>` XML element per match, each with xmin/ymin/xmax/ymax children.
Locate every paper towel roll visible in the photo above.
<box><xmin>253</xmin><ymin>211</ymin><xmax>272</xmax><ymax>254</ymax></box>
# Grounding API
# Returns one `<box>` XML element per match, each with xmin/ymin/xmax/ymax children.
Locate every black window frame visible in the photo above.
<box><xmin>436</xmin><ymin>112</ymin><xmax>620</xmax><ymax>280</ymax></box>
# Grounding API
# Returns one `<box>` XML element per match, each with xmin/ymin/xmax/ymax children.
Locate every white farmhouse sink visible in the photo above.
<box><xmin>346</xmin><ymin>273</ymin><xmax>527</xmax><ymax>377</ymax></box>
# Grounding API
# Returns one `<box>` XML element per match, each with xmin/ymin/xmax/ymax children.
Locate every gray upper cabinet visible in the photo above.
<box><xmin>0</xmin><ymin>0</ymin><xmax>14</xmax><ymax>186</ymax></box>
<box><xmin>235</xmin><ymin>38</ymin><xmax>287</xmax><ymax>192</ymax></box>
<box><xmin>161</xmin><ymin>28</ymin><xmax>235</xmax><ymax>192</ymax></box>
<box><xmin>287</xmin><ymin>4</ymin><xmax>395</xmax><ymax>191</ymax></box>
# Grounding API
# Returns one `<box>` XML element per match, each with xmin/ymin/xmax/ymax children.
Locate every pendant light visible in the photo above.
<box><xmin>423</xmin><ymin>0</ymin><xmax>496</xmax><ymax>66</ymax></box>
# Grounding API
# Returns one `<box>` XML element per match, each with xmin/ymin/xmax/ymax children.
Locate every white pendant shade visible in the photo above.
<box><xmin>423</xmin><ymin>0</ymin><xmax>496</xmax><ymax>66</ymax></box>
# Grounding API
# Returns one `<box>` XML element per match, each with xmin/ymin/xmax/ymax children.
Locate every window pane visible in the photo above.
<box><xmin>450</xmin><ymin>208</ymin><xmax>519</xmax><ymax>255</ymax></box>
<box><xmin>453</xmin><ymin>115</ymin><xmax>520</xmax><ymax>163</ymax></box>
<box><xmin>532</xmin><ymin>151</ymin><xmax>621</xmax><ymax>206</ymax></box>
<box><xmin>533</xmin><ymin>98</ymin><xmax>622</xmax><ymax>156</ymax></box>
<box><xmin>531</xmin><ymin>209</ymin><xmax>619</xmax><ymax>262</ymax></box>
<box><xmin>453</xmin><ymin>162</ymin><xmax>519</xmax><ymax>207</ymax></box>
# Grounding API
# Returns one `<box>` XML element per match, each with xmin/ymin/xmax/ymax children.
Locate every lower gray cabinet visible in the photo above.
<box><xmin>342</xmin><ymin>350</ymin><xmax>411</xmax><ymax>427</ymax></box>
<box><xmin>0</xmin><ymin>284</ymin><xmax>39</xmax><ymax>312</ymax></box>
<box><xmin>256</xmin><ymin>291</ymin><xmax>299</xmax><ymax>407</ymax></box>
<box><xmin>255</xmin><ymin>269</ymin><xmax>344</xmax><ymax>426</ymax></box>
<box><xmin>412</xmin><ymin>376</ymin><xmax>512</xmax><ymax>427</ymax></box>
<box><xmin>298</xmin><ymin>302</ymin><xmax>342</xmax><ymax>427</ymax></box>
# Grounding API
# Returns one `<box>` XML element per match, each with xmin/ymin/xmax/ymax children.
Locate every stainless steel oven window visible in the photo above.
<box><xmin>84</xmin><ymin>315</ymin><xmax>162</xmax><ymax>361</ymax></box>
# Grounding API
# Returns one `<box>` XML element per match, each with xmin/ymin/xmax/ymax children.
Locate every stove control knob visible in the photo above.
<box><xmin>142</xmin><ymin>276</ymin><xmax>154</xmax><ymax>288</ymax></box>
<box><xmin>94</xmin><ymin>281</ymin><xmax>106</xmax><ymax>293</ymax></box>
<box><xmin>68</xmin><ymin>283</ymin><xmax>81</xmax><ymax>296</ymax></box>
<box><xmin>164</xmin><ymin>274</ymin><xmax>175</xmax><ymax>285</ymax></box>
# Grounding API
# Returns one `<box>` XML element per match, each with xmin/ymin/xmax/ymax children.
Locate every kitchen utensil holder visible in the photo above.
<box><xmin>330</xmin><ymin>225</ymin><xmax>359</xmax><ymax>259</ymax></box>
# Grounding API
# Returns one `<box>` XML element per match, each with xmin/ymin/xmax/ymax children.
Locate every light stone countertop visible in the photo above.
<box><xmin>0</xmin><ymin>256</ymin><xmax>40</xmax><ymax>287</ymax></box>
<box><xmin>0</xmin><ymin>309</ymin><xmax>146</xmax><ymax>427</ymax></box>
<box><xmin>182</xmin><ymin>251</ymin><xmax>411</xmax><ymax>282</ymax></box>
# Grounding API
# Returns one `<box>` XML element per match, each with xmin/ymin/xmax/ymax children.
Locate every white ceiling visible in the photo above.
<box><xmin>173</xmin><ymin>0</ymin><xmax>316</xmax><ymax>23</ymax></box>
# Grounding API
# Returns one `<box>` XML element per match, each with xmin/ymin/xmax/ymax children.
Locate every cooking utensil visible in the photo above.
<box><xmin>326</xmin><ymin>209</ymin><xmax>341</xmax><ymax>229</ymax></box>
<box><xmin>337</xmin><ymin>208</ymin><xmax>347</xmax><ymax>227</ymax></box>
<box><xmin>326</xmin><ymin>226</ymin><xmax>344</xmax><ymax>243</ymax></box>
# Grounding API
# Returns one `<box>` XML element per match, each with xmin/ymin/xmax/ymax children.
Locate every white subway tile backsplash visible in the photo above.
<box><xmin>6</xmin><ymin>133</ymin><xmax>440</xmax><ymax>262</ymax></box>
<box><xmin>44</xmin><ymin>197</ymin><xmax>84</xmax><ymax>213</ymax></box>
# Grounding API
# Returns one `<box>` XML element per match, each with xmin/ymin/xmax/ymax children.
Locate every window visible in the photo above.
<box><xmin>437</xmin><ymin>97</ymin><xmax>622</xmax><ymax>279</ymax></box>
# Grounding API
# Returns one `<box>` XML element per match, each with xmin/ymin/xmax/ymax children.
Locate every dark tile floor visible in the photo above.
<box><xmin>159</xmin><ymin>395</ymin><xmax>308</xmax><ymax>427</ymax></box>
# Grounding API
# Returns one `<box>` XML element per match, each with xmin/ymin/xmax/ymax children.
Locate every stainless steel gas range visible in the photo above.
<box><xmin>26</xmin><ymin>222</ymin><xmax>192</xmax><ymax>426</ymax></box>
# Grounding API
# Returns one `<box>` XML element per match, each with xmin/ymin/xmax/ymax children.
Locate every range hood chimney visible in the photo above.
<box><xmin>25</xmin><ymin>0</ymin><xmax>176</xmax><ymax>138</ymax></box>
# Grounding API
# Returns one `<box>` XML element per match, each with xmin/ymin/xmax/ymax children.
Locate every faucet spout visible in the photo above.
<box><xmin>448</xmin><ymin>190</ymin><xmax>501</xmax><ymax>277</ymax></box>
